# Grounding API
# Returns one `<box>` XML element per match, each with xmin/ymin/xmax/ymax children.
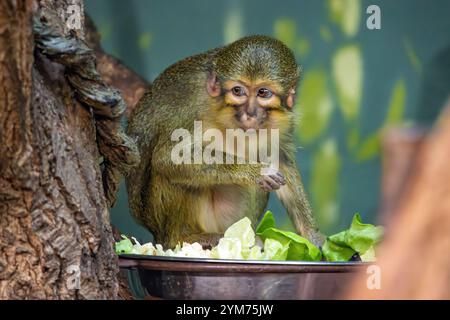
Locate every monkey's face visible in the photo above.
<box><xmin>207</xmin><ymin>77</ymin><xmax>295</xmax><ymax>132</ymax></box>
<box><xmin>221</xmin><ymin>79</ymin><xmax>279</xmax><ymax>130</ymax></box>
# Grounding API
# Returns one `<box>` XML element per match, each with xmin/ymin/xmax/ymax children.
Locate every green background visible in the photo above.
<box><xmin>86</xmin><ymin>0</ymin><xmax>450</xmax><ymax>242</ymax></box>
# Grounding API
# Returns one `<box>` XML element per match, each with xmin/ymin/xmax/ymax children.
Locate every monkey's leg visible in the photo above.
<box><xmin>276</xmin><ymin>163</ymin><xmax>325</xmax><ymax>247</ymax></box>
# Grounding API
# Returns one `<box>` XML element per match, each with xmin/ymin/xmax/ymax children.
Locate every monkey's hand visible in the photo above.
<box><xmin>257</xmin><ymin>170</ymin><xmax>286</xmax><ymax>192</ymax></box>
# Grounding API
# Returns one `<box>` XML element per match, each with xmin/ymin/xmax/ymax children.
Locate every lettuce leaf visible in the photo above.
<box><xmin>346</xmin><ymin>213</ymin><xmax>383</xmax><ymax>254</ymax></box>
<box><xmin>256</xmin><ymin>211</ymin><xmax>322</xmax><ymax>261</ymax></box>
<box><xmin>322</xmin><ymin>239</ymin><xmax>356</xmax><ymax>262</ymax></box>
<box><xmin>115</xmin><ymin>235</ymin><xmax>133</xmax><ymax>254</ymax></box>
<box><xmin>256</xmin><ymin>210</ymin><xmax>276</xmax><ymax>234</ymax></box>
<box><xmin>262</xmin><ymin>238</ymin><xmax>290</xmax><ymax>260</ymax></box>
<box><xmin>323</xmin><ymin>213</ymin><xmax>383</xmax><ymax>261</ymax></box>
<box><xmin>224</xmin><ymin>217</ymin><xmax>255</xmax><ymax>248</ymax></box>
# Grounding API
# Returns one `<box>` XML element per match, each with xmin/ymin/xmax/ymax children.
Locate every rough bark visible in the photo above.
<box><xmin>0</xmin><ymin>0</ymin><xmax>144</xmax><ymax>299</ymax></box>
<box><xmin>345</xmin><ymin>103</ymin><xmax>450</xmax><ymax>299</ymax></box>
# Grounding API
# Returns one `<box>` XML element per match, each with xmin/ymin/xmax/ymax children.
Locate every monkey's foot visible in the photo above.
<box><xmin>308</xmin><ymin>231</ymin><xmax>326</xmax><ymax>249</ymax></box>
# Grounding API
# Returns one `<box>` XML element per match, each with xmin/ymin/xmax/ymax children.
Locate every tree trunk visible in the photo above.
<box><xmin>0</xmin><ymin>0</ymin><xmax>146</xmax><ymax>299</ymax></box>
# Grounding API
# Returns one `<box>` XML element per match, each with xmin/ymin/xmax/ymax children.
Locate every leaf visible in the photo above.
<box><xmin>258</xmin><ymin>228</ymin><xmax>321</xmax><ymax>261</ymax></box>
<box><xmin>403</xmin><ymin>39</ymin><xmax>422</xmax><ymax>73</ymax></box>
<box><xmin>311</xmin><ymin>139</ymin><xmax>341</xmax><ymax>230</ymax></box>
<box><xmin>360</xmin><ymin>246</ymin><xmax>376</xmax><ymax>262</ymax></box>
<box><xmin>356</xmin><ymin>79</ymin><xmax>406</xmax><ymax>162</ymax></box>
<box><xmin>322</xmin><ymin>213</ymin><xmax>383</xmax><ymax>261</ymax></box>
<box><xmin>115</xmin><ymin>235</ymin><xmax>133</xmax><ymax>254</ymax></box>
<box><xmin>273</xmin><ymin>18</ymin><xmax>297</xmax><ymax>49</ymax></box>
<box><xmin>256</xmin><ymin>210</ymin><xmax>276</xmax><ymax>234</ymax></box>
<box><xmin>256</xmin><ymin>211</ymin><xmax>321</xmax><ymax>261</ymax></box>
<box><xmin>297</xmin><ymin>37</ymin><xmax>310</xmax><ymax>58</ymax></box>
<box><xmin>262</xmin><ymin>238</ymin><xmax>290</xmax><ymax>261</ymax></box>
<box><xmin>224</xmin><ymin>216</ymin><xmax>255</xmax><ymax>248</ymax></box>
<box><xmin>328</xmin><ymin>230</ymin><xmax>348</xmax><ymax>246</ymax></box>
<box><xmin>297</xmin><ymin>68</ymin><xmax>334</xmax><ymax>144</ymax></box>
<box><xmin>355</xmin><ymin>130</ymin><xmax>381</xmax><ymax>162</ymax></box>
<box><xmin>346</xmin><ymin>125</ymin><xmax>360</xmax><ymax>151</ymax></box>
<box><xmin>223</xmin><ymin>5</ymin><xmax>244</xmax><ymax>44</ymax></box>
<box><xmin>346</xmin><ymin>213</ymin><xmax>383</xmax><ymax>254</ymax></box>
<box><xmin>384</xmin><ymin>79</ymin><xmax>406</xmax><ymax>126</ymax></box>
<box><xmin>319</xmin><ymin>25</ymin><xmax>332</xmax><ymax>42</ymax></box>
<box><xmin>322</xmin><ymin>239</ymin><xmax>356</xmax><ymax>262</ymax></box>
<box><xmin>138</xmin><ymin>32</ymin><xmax>152</xmax><ymax>52</ymax></box>
<box><xmin>327</xmin><ymin>0</ymin><xmax>361</xmax><ymax>37</ymax></box>
<box><xmin>332</xmin><ymin>45</ymin><xmax>363</xmax><ymax>122</ymax></box>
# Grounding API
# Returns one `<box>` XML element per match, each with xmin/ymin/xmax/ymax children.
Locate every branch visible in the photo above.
<box><xmin>33</xmin><ymin>16</ymin><xmax>140</xmax><ymax>206</ymax></box>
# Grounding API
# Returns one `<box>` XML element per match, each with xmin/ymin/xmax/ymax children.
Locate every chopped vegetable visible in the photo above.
<box><xmin>262</xmin><ymin>238</ymin><xmax>289</xmax><ymax>260</ymax></box>
<box><xmin>256</xmin><ymin>211</ymin><xmax>322</xmax><ymax>261</ymax></box>
<box><xmin>115</xmin><ymin>211</ymin><xmax>383</xmax><ymax>262</ymax></box>
<box><xmin>322</xmin><ymin>213</ymin><xmax>383</xmax><ymax>262</ymax></box>
<box><xmin>212</xmin><ymin>237</ymin><xmax>243</xmax><ymax>259</ymax></box>
<box><xmin>224</xmin><ymin>217</ymin><xmax>255</xmax><ymax>248</ymax></box>
<box><xmin>115</xmin><ymin>235</ymin><xmax>133</xmax><ymax>254</ymax></box>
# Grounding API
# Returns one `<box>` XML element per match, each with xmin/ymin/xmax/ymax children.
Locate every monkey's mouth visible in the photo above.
<box><xmin>234</xmin><ymin>112</ymin><xmax>264</xmax><ymax>130</ymax></box>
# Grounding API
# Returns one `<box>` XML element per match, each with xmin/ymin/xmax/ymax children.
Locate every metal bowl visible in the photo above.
<box><xmin>119</xmin><ymin>254</ymin><xmax>367</xmax><ymax>299</ymax></box>
<box><xmin>119</xmin><ymin>255</ymin><xmax>367</xmax><ymax>300</ymax></box>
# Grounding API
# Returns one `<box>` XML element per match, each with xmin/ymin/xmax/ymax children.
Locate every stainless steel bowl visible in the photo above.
<box><xmin>119</xmin><ymin>254</ymin><xmax>367</xmax><ymax>299</ymax></box>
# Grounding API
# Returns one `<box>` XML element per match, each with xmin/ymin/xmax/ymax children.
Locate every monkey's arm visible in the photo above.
<box><xmin>276</xmin><ymin>161</ymin><xmax>325</xmax><ymax>247</ymax></box>
<box><xmin>153</xmin><ymin>143</ymin><xmax>280</xmax><ymax>188</ymax></box>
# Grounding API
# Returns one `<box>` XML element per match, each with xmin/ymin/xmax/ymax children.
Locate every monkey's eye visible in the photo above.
<box><xmin>257</xmin><ymin>88</ymin><xmax>273</xmax><ymax>98</ymax></box>
<box><xmin>231</xmin><ymin>86</ymin><xmax>246</xmax><ymax>97</ymax></box>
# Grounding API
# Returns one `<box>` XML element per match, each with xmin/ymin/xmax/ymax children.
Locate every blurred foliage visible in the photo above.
<box><xmin>223</xmin><ymin>2</ymin><xmax>244</xmax><ymax>44</ymax></box>
<box><xmin>319</xmin><ymin>25</ymin><xmax>332</xmax><ymax>42</ymax></box>
<box><xmin>138</xmin><ymin>32</ymin><xmax>152</xmax><ymax>52</ymax></box>
<box><xmin>332</xmin><ymin>45</ymin><xmax>363</xmax><ymax>122</ymax></box>
<box><xmin>311</xmin><ymin>139</ymin><xmax>341</xmax><ymax>231</ymax></box>
<box><xmin>356</xmin><ymin>79</ymin><xmax>406</xmax><ymax>162</ymax></box>
<box><xmin>327</xmin><ymin>0</ymin><xmax>361</xmax><ymax>37</ymax></box>
<box><xmin>404</xmin><ymin>39</ymin><xmax>422</xmax><ymax>73</ymax></box>
<box><xmin>274</xmin><ymin>19</ymin><xmax>297</xmax><ymax>50</ymax></box>
<box><xmin>297</xmin><ymin>68</ymin><xmax>334</xmax><ymax>144</ymax></box>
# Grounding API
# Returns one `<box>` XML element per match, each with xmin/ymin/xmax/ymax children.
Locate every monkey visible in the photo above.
<box><xmin>126</xmin><ymin>35</ymin><xmax>324</xmax><ymax>249</ymax></box>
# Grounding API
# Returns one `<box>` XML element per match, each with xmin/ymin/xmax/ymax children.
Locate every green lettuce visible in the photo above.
<box><xmin>262</xmin><ymin>238</ymin><xmax>290</xmax><ymax>260</ymax></box>
<box><xmin>322</xmin><ymin>239</ymin><xmax>356</xmax><ymax>262</ymax></box>
<box><xmin>256</xmin><ymin>211</ymin><xmax>322</xmax><ymax>261</ymax></box>
<box><xmin>323</xmin><ymin>213</ymin><xmax>383</xmax><ymax>262</ymax></box>
<box><xmin>115</xmin><ymin>235</ymin><xmax>133</xmax><ymax>254</ymax></box>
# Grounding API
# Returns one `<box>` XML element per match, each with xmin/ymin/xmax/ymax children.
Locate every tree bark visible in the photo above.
<box><xmin>0</xmin><ymin>0</ymin><xmax>146</xmax><ymax>299</ymax></box>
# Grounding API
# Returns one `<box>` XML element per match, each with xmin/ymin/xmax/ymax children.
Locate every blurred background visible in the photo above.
<box><xmin>85</xmin><ymin>0</ymin><xmax>450</xmax><ymax>242</ymax></box>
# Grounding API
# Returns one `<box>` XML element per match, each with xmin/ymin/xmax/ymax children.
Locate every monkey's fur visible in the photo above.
<box><xmin>126</xmin><ymin>35</ymin><xmax>323</xmax><ymax>248</ymax></box>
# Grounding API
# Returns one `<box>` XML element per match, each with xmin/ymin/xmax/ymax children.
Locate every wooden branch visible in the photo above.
<box><xmin>84</xmin><ymin>15</ymin><xmax>149</xmax><ymax>117</ymax></box>
<box><xmin>345</xmin><ymin>103</ymin><xmax>450</xmax><ymax>299</ymax></box>
<box><xmin>33</xmin><ymin>15</ymin><xmax>140</xmax><ymax>207</ymax></box>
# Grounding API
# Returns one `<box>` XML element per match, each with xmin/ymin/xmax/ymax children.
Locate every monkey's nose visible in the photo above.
<box><xmin>240</xmin><ymin>113</ymin><xmax>258</xmax><ymax>129</ymax></box>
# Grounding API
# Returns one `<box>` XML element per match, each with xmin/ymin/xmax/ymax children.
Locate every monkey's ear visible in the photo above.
<box><xmin>206</xmin><ymin>71</ymin><xmax>221</xmax><ymax>97</ymax></box>
<box><xmin>286</xmin><ymin>88</ymin><xmax>296</xmax><ymax>109</ymax></box>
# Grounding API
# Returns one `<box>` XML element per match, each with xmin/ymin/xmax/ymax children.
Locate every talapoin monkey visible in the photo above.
<box><xmin>126</xmin><ymin>35</ymin><xmax>323</xmax><ymax>248</ymax></box>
